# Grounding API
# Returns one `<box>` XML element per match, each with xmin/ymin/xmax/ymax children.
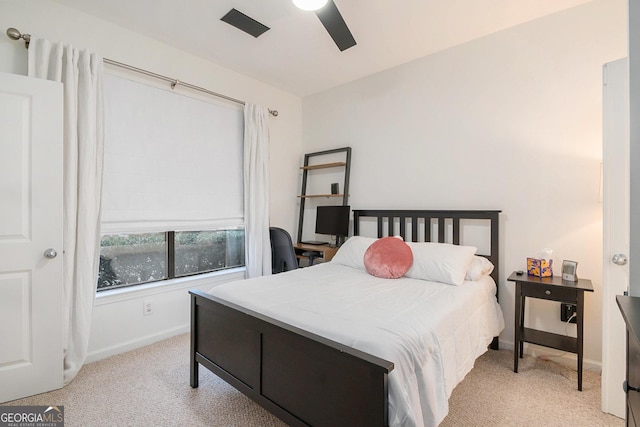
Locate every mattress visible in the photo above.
<box><xmin>208</xmin><ymin>262</ymin><xmax>504</xmax><ymax>426</ymax></box>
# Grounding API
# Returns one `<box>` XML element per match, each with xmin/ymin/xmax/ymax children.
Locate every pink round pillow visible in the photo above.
<box><xmin>363</xmin><ymin>237</ymin><xmax>413</xmax><ymax>279</ymax></box>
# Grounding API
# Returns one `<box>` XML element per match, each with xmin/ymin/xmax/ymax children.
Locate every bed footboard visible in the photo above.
<box><xmin>190</xmin><ymin>289</ymin><xmax>394</xmax><ymax>427</ymax></box>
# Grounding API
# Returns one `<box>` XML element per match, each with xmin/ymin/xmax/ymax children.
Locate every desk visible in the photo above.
<box><xmin>507</xmin><ymin>271</ymin><xmax>594</xmax><ymax>391</ymax></box>
<box><xmin>294</xmin><ymin>243</ymin><xmax>338</xmax><ymax>265</ymax></box>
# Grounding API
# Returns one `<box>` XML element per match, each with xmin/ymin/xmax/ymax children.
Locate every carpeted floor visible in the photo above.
<box><xmin>441</xmin><ymin>350</ymin><xmax>623</xmax><ymax>427</ymax></box>
<box><xmin>5</xmin><ymin>333</ymin><xmax>624</xmax><ymax>426</ymax></box>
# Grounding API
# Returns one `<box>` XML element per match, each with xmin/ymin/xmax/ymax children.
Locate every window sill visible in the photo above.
<box><xmin>95</xmin><ymin>267</ymin><xmax>246</xmax><ymax>306</ymax></box>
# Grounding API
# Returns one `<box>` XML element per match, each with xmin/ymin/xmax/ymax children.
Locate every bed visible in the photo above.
<box><xmin>189</xmin><ymin>209</ymin><xmax>503</xmax><ymax>426</ymax></box>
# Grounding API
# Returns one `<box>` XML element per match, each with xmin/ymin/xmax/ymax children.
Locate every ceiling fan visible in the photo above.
<box><xmin>221</xmin><ymin>0</ymin><xmax>356</xmax><ymax>52</ymax></box>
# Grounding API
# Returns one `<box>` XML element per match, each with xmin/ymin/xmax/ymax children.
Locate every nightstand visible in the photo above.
<box><xmin>507</xmin><ymin>271</ymin><xmax>594</xmax><ymax>391</ymax></box>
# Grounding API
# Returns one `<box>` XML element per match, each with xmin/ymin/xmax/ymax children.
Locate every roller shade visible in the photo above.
<box><xmin>101</xmin><ymin>74</ymin><xmax>243</xmax><ymax>233</ymax></box>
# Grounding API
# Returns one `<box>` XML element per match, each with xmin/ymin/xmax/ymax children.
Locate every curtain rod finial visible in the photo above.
<box><xmin>6</xmin><ymin>27</ymin><xmax>21</xmax><ymax>40</ymax></box>
<box><xmin>6</xmin><ymin>27</ymin><xmax>31</xmax><ymax>47</ymax></box>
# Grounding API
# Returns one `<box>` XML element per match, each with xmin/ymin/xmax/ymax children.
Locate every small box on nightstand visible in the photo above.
<box><xmin>526</xmin><ymin>257</ymin><xmax>553</xmax><ymax>277</ymax></box>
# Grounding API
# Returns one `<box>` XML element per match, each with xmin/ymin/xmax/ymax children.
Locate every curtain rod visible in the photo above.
<box><xmin>5</xmin><ymin>27</ymin><xmax>279</xmax><ymax>117</ymax></box>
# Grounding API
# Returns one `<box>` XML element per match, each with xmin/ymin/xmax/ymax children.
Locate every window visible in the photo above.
<box><xmin>98</xmin><ymin>232</ymin><xmax>166</xmax><ymax>290</ymax></box>
<box><xmin>175</xmin><ymin>230</ymin><xmax>244</xmax><ymax>276</ymax></box>
<box><xmin>98</xmin><ymin>73</ymin><xmax>245</xmax><ymax>291</ymax></box>
<box><xmin>98</xmin><ymin>229</ymin><xmax>245</xmax><ymax>291</ymax></box>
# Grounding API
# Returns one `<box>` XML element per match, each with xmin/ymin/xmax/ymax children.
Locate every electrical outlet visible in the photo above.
<box><xmin>560</xmin><ymin>303</ymin><xmax>577</xmax><ymax>323</ymax></box>
<box><xmin>143</xmin><ymin>301</ymin><xmax>153</xmax><ymax>316</ymax></box>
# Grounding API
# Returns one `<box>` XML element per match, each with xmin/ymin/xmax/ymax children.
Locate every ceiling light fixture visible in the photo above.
<box><xmin>292</xmin><ymin>0</ymin><xmax>328</xmax><ymax>12</ymax></box>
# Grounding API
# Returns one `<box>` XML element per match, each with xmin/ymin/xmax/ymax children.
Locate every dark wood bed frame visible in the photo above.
<box><xmin>189</xmin><ymin>209</ymin><xmax>501</xmax><ymax>427</ymax></box>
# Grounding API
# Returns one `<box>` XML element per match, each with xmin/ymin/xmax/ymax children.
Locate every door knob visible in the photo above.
<box><xmin>612</xmin><ymin>254</ymin><xmax>628</xmax><ymax>265</ymax></box>
<box><xmin>44</xmin><ymin>248</ymin><xmax>58</xmax><ymax>259</ymax></box>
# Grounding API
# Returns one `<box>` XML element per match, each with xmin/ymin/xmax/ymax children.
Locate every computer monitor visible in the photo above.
<box><xmin>315</xmin><ymin>205</ymin><xmax>350</xmax><ymax>239</ymax></box>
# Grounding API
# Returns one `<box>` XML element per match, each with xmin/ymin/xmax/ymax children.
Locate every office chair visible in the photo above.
<box><xmin>269</xmin><ymin>227</ymin><xmax>299</xmax><ymax>274</ymax></box>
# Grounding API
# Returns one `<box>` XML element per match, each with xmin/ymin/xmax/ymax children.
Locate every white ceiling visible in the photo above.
<box><xmin>52</xmin><ymin>0</ymin><xmax>593</xmax><ymax>96</ymax></box>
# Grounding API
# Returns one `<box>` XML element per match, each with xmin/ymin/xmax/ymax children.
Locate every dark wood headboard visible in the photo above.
<box><xmin>352</xmin><ymin>209</ymin><xmax>501</xmax><ymax>289</ymax></box>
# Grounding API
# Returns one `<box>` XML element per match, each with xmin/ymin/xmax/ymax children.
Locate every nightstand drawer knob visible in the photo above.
<box><xmin>545</xmin><ymin>290</ymin><xmax>551</xmax><ymax>295</ymax></box>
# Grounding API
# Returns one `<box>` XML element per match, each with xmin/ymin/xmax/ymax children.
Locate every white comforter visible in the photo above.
<box><xmin>208</xmin><ymin>262</ymin><xmax>504</xmax><ymax>426</ymax></box>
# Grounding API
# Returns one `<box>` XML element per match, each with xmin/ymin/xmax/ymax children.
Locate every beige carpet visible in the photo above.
<box><xmin>5</xmin><ymin>334</ymin><xmax>624</xmax><ymax>426</ymax></box>
<box><xmin>441</xmin><ymin>350</ymin><xmax>623</xmax><ymax>427</ymax></box>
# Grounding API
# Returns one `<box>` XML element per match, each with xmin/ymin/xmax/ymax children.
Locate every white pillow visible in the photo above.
<box><xmin>465</xmin><ymin>256</ymin><xmax>495</xmax><ymax>281</ymax></box>
<box><xmin>330</xmin><ymin>236</ymin><xmax>377</xmax><ymax>270</ymax></box>
<box><xmin>405</xmin><ymin>242</ymin><xmax>477</xmax><ymax>285</ymax></box>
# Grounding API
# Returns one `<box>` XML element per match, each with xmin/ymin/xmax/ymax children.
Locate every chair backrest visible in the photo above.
<box><xmin>269</xmin><ymin>227</ymin><xmax>299</xmax><ymax>274</ymax></box>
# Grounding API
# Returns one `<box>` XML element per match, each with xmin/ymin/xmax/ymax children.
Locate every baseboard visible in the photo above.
<box><xmin>85</xmin><ymin>324</ymin><xmax>189</xmax><ymax>364</ymax></box>
<box><xmin>498</xmin><ymin>339</ymin><xmax>601</xmax><ymax>372</ymax></box>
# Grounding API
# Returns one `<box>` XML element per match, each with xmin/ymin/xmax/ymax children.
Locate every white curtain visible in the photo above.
<box><xmin>29</xmin><ymin>39</ymin><xmax>104</xmax><ymax>384</ymax></box>
<box><xmin>243</xmin><ymin>104</ymin><xmax>271</xmax><ymax>278</ymax></box>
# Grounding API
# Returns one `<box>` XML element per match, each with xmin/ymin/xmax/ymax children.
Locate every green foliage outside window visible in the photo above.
<box><xmin>98</xmin><ymin>229</ymin><xmax>245</xmax><ymax>291</ymax></box>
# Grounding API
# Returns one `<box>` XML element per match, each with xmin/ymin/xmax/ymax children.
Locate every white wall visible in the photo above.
<box><xmin>0</xmin><ymin>0</ymin><xmax>302</xmax><ymax>360</ymax></box>
<box><xmin>301</xmin><ymin>0</ymin><xmax>627</xmax><ymax>366</ymax></box>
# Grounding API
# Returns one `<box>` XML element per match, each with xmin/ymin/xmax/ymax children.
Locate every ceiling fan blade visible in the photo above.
<box><xmin>315</xmin><ymin>0</ymin><xmax>356</xmax><ymax>51</ymax></box>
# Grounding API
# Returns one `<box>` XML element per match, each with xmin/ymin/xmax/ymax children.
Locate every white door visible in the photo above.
<box><xmin>602</xmin><ymin>58</ymin><xmax>629</xmax><ymax>418</ymax></box>
<box><xmin>0</xmin><ymin>72</ymin><xmax>63</xmax><ymax>402</ymax></box>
